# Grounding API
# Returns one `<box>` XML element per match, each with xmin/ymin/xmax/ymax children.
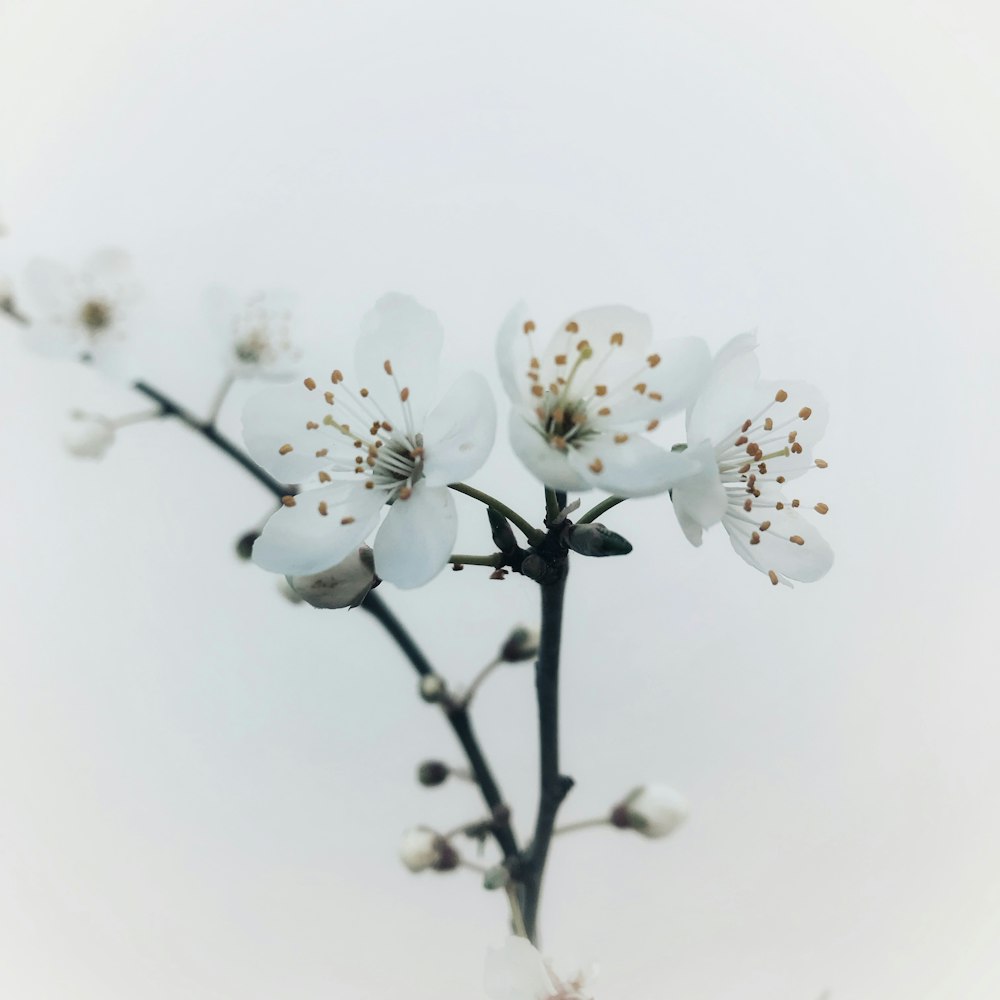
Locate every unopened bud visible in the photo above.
<box><xmin>487</xmin><ymin>508</ymin><xmax>517</xmax><ymax>552</ymax></box>
<box><xmin>287</xmin><ymin>546</ymin><xmax>376</xmax><ymax>609</ymax></box>
<box><xmin>565</xmin><ymin>522</ymin><xmax>633</xmax><ymax>557</ymax></box>
<box><xmin>399</xmin><ymin>827</ymin><xmax>449</xmax><ymax>873</ymax></box>
<box><xmin>419</xmin><ymin>673</ymin><xmax>448</xmax><ymax>703</ymax></box>
<box><xmin>417</xmin><ymin>760</ymin><xmax>450</xmax><ymax>787</ymax></box>
<box><xmin>63</xmin><ymin>411</ymin><xmax>115</xmax><ymax>460</ymax></box>
<box><xmin>483</xmin><ymin>864</ymin><xmax>510</xmax><ymax>891</ymax></box>
<box><xmin>431</xmin><ymin>840</ymin><xmax>460</xmax><ymax>872</ymax></box>
<box><xmin>500</xmin><ymin>626</ymin><xmax>539</xmax><ymax>663</ymax></box>
<box><xmin>235</xmin><ymin>530</ymin><xmax>260</xmax><ymax>561</ymax></box>
<box><xmin>611</xmin><ymin>784</ymin><xmax>688</xmax><ymax>839</ymax></box>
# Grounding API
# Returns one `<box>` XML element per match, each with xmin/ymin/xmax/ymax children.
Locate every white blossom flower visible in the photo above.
<box><xmin>22</xmin><ymin>249</ymin><xmax>139</xmax><ymax>368</ymax></box>
<box><xmin>286</xmin><ymin>546</ymin><xmax>376</xmax><ymax>609</ymax></box>
<box><xmin>669</xmin><ymin>332</ymin><xmax>833</xmax><ymax>586</ymax></box>
<box><xmin>496</xmin><ymin>304</ymin><xmax>710</xmax><ymax>495</ymax></box>
<box><xmin>611</xmin><ymin>784</ymin><xmax>688</xmax><ymax>839</ymax></box>
<box><xmin>205</xmin><ymin>287</ymin><xmax>300</xmax><ymax>379</ymax></box>
<box><xmin>63</xmin><ymin>411</ymin><xmax>116</xmax><ymax>459</ymax></box>
<box><xmin>485</xmin><ymin>937</ymin><xmax>592</xmax><ymax>1000</ymax></box>
<box><xmin>399</xmin><ymin>827</ymin><xmax>440</xmax><ymax>872</ymax></box>
<box><xmin>243</xmin><ymin>294</ymin><xmax>496</xmax><ymax>589</ymax></box>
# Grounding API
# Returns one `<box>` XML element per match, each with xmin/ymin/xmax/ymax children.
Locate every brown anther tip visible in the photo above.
<box><xmin>355</xmin><ymin>456</ymin><xmax>363</xmax><ymax>464</ymax></box>
<box><xmin>318</xmin><ymin>501</ymin><xmax>328</xmax><ymax>516</ymax></box>
<box><xmin>529</xmin><ymin>357</ymin><xmax>540</xmax><ymax>369</ymax></box>
<box><xmin>360</xmin><ymin>387</ymin><xmax>369</xmax><ymax>397</ymax></box>
<box><xmin>790</xmin><ymin>534</ymin><xmax>805</xmax><ymax>545</ymax></box>
<box><xmin>281</xmin><ymin>495</ymin><xmax>297</xmax><ymax>507</ymax></box>
<box><xmin>760</xmin><ymin>520</ymin><xmax>771</xmax><ymax>531</ymax></box>
<box><xmin>306</xmin><ymin>421</ymin><xmax>319</xmax><ymax>430</ymax></box>
<box><xmin>565</xmin><ymin>321</ymin><xmax>579</xmax><ymax>333</ymax></box>
<box><xmin>735</xmin><ymin>435</ymin><xmax>748</xmax><ymax>447</ymax></box>
<box><xmin>303</xmin><ymin>377</ymin><xmax>317</xmax><ymax>390</ymax></box>
<box><xmin>594</xmin><ymin>384</ymin><xmax>607</xmax><ymax>396</ymax></box>
<box><xmin>758</xmin><ymin>463</ymin><xmax>768</xmax><ymax>474</ymax></box>
<box><xmin>531</xmin><ymin>384</ymin><xmax>544</xmax><ymax>397</ymax></box>
<box><xmin>364</xmin><ymin>480</ymin><xmax>375</xmax><ymax>489</ymax></box>
<box><xmin>610</xmin><ymin>331</ymin><xmax>624</xmax><ymax>346</ymax></box>
<box><xmin>764</xmin><ymin>417</ymin><xmax>773</xmax><ymax>431</ymax></box>
<box><xmin>750</xmin><ymin>532</ymin><xmax>761</xmax><ymax>545</ymax></box>
<box><xmin>598</xmin><ymin>406</ymin><xmax>611</xmax><ymax>416</ymax></box>
<box><xmin>741</xmin><ymin>419</ymin><xmax>752</xmax><ymax>432</ymax></box>
<box><xmin>398</xmin><ymin>487</ymin><xmax>413</xmax><ymax>501</ymax></box>
<box><xmin>768</xmin><ymin>570</ymin><xmax>779</xmax><ymax>586</ymax></box>
<box><xmin>647</xmin><ymin>353</ymin><xmax>661</xmax><ymax>367</ymax></box>
<box><xmin>324</xmin><ymin>391</ymin><xmax>335</xmax><ymax>404</ymax></box>
<box><xmin>799</xmin><ymin>406</ymin><xmax>812</xmax><ymax>420</ymax></box>
<box><xmin>743</xmin><ymin>498</ymin><xmax>753</xmax><ymax>512</ymax></box>
<box><xmin>400</xmin><ymin>387</ymin><xmax>410</xmax><ymax>402</ymax></box>
<box><xmin>815</xmin><ymin>459</ymin><xmax>828</xmax><ymax>469</ymax></box>
<box><xmin>646</xmin><ymin>419</ymin><xmax>659</xmax><ymax>431</ymax></box>
<box><xmin>452</xmin><ymin>563</ymin><xmax>464</xmax><ymax>571</ymax></box>
<box><xmin>775</xmin><ymin>389</ymin><xmax>788</xmax><ymax>402</ymax></box>
<box><xmin>739</xmin><ymin>463</ymin><xmax>751</xmax><ymax>474</ymax></box>
<box><xmin>331</xmin><ymin>370</ymin><xmax>343</xmax><ymax>383</ymax></box>
<box><xmin>788</xmin><ymin>430</ymin><xmax>798</xmax><ymax>442</ymax></box>
<box><xmin>383</xmin><ymin>360</ymin><xmax>393</xmax><ymax>375</ymax></box>
<box><xmin>648</xmin><ymin>391</ymin><xmax>663</xmax><ymax>401</ymax></box>
<box><xmin>340</xmin><ymin>516</ymin><xmax>356</xmax><ymax>525</ymax></box>
<box><xmin>791</xmin><ymin>499</ymin><xmax>800</xmax><ymax>508</ymax></box>
<box><xmin>576</xmin><ymin>339</ymin><xmax>591</xmax><ymax>352</ymax></box>
<box><xmin>775</xmin><ymin>501</ymin><xmax>785</xmax><ymax>510</ymax></box>
<box><xmin>489</xmin><ymin>568</ymin><xmax>508</xmax><ymax>580</ymax></box>
<box><xmin>554</xmin><ymin>353</ymin><xmax>568</xmax><ymax>365</ymax></box>
<box><xmin>776</xmin><ymin>475</ymin><xmax>786</xmax><ymax>483</ymax></box>
<box><xmin>614</xmin><ymin>433</ymin><xmax>629</xmax><ymax>443</ymax></box>
<box><xmin>278</xmin><ymin>443</ymin><xmax>294</xmax><ymax>455</ymax></box>
<box><xmin>523</xmin><ymin>320</ymin><xmax>536</xmax><ymax>334</ymax></box>
<box><xmin>589</xmin><ymin>458</ymin><xmax>604</xmax><ymax>474</ymax></box>
<box><xmin>315</xmin><ymin>448</ymin><xmax>328</xmax><ymax>457</ymax></box>
<box><xmin>318</xmin><ymin>471</ymin><xmax>332</xmax><ymax>482</ymax></box>
<box><xmin>633</xmin><ymin>382</ymin><xmax>647</xmax><ymax>394</ymax></box>
<box><xmin>814</xmin><ymin>502</ymin><xmax>829</xmax><ymax>514</ymax></box>
<box><xmin>791</xmin><ymin>442</ymin><xmax>803</xmax><ymax>454</ymax></box>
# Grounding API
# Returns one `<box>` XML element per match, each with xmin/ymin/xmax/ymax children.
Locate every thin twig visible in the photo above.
<box><xmin>449</xmin><ymin>482</ymin><xmax>544</xmax><ymax>545</ymax></box>
<box><xmin>577</xmin><ymin>494</ymin><xmax>627</xmax><ymax>524</ymax></box>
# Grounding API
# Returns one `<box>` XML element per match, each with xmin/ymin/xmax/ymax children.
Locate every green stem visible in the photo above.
<box><xmin>449</xmin><ymin>483</ymin><xmax>544</xmax><ymax>545</ymax></box>
<box><xmin>544</xmin><ymin>487</ymin><xmax>560</xmax><ymax>523</ymax></box>
<box><xmin>577</xmin><ymin>494</ymin><xmax>627</xmax><ymax>524</ymax></box>
<box><xmin>449</xmin><ymin>553</ymin><xmax>504</xmax><ymax>567</ymax></box>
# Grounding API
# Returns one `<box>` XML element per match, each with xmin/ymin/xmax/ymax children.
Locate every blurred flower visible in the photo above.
<box><xmin>611</xmin><ymin>784</ymin><xmax>688</xmax><ymax>839</ymax></box>
<box><xmin>243</xmin><ymin>293</ymin><xmax>496</xmax><ymax>589</ymax></box>
<box><xmin>669</xmin><ymin>333</ymin><xmax>833</xmax><ymax>587</ymax></box>
<box><xmin>275</xmin><ymin>578</ymin><xmax>305</xmax><ymax>604</ymax></box>
<box><xmin>499</xmin><ymin>626</ymin><xmax>539</xmax><ymax>663</ymax></box>
<box><xmin>22</xmin><ymin>249</ymin><xmax>139</xmax><ymax>369</ymax></box>
<box><xmin>496</xmin><ymin>304</ymin><xmax>709</xmax><ymax>495</ymax></box>
<box><xmin>285</xmin><ymin>546</ymin><xmax>376</xmax><ymax>609</ymax></box>
<box><xmin>206</xmin><ymin>287</ymin><xmax>300</xmax><ymax>380</ymax></box>
<box><xmin>485</xmin><ymin>937</ymin><xmax>592</xmax><ymax>1000</ymax></box>
<box><xmin>399</xmin><ymin>827</ymin><xmax>458</xmax><ymax>873</ymax></box>
<box><xmin>63</xmin><ymin>411</ymin><xmax>115</xmax><ymax>459</ymax></box>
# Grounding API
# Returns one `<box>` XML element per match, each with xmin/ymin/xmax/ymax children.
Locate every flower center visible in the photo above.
<box><xmin>78</xmin><ymin>298</ymin><xmax>113</xmax><ymax>335</ymax></box>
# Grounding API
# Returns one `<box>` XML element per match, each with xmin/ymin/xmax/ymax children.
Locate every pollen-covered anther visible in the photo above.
<box><xmin>647</xmin><ymin>419</ymin><xmax>660</xmax><ymax>431</ymax></box>
<box><xmin>318</xmin><ymin>501</ymin><xmax>328</xmax><ymax>516</ymax></box>
<box><xmin>741</xmin><ymin>418</ymin><xmax>752</xmax><ymax>432</ymax></box>
<box><xmin>278</xmin><ymin>443</ymin><xmax>294</xmax><ymax>455</ymax></box>
<box><xmin>303</xmin><ymin>377</ymin><xmax>317</xmax><ymax>390</ymax></box>
<box><xmin>788</xmin><ymin>430</ymin><xmax>798</xmax><ymax>443</ymax></box>
<box><xmin>324</xmin><ymin>391</ymin><xmax>335</xmax><ymax>404</ymax></box>
<box><xmin>634</xmin><ymin>382</ymin><xmax>647</xmax><ymax>394</ymax></box>
<box><xmin>768</xmin><ymin>570</ymin><xmax>779</xmax><ymax>586</ymax></box>
<box><xmin>576</xmin><ymin>339</ymin><xmax>591</xmax><ymax>354</ymax></box>
<box><xmin>360</xmin><ymin>387</ymin><xmax>370</xmax><ymax>398</ymax></box>
<box><xmin>331</xmin><ymin>370</ymin><xmax>344</xmax><ymax>384</ymax></box>
<box><xmin>565</xmin><ymin>321</ymin><xmax>579</xmax><ymax>333</ymax></box>
<box><xmin>647</xmin><ymin>353</ymin><xmax>661</xmax><ymax>367</ymax></box>
<box><xmin>614</xmin><ymin>433</ymin><xmax>629</xmax><ymax>443</ymax></box>
<box><xmin>315</xmin><ymin>448</ymin><xmax>328</xmax><ymax>457</ymax></box>
<box><xmin>760</xmin><ymin>520</ymin><xmax>771</xmax><ymax>531</ymax></box>
<box><xmin>750</xmin><ymin>532</ymin><xmax>761</xmax><ymax>545</ymax></box>
<box><xmin>318</xmin><ymin>471</ymin><xmax>331</xmax><ymax>482</ymax></box>
<box><xmin>554</xmin><ymin>354</ymin><xmax>568</xmax><ymax>365</ymax></box>
<box><xmin>381</xmin><ymin>421</ymin><xmax>393</xmax><ymax>432</ymax></box>
<box><xmin>815</xmin><ymin>459</ymin><xmax>829</xmax><ymax>469</ymax></box>
<box><xmin>815</xmin><ymin>502</ymin><xmax>829</xmax><ymax>514</ymax></box>
<box><xmin>610</xmin><ymin>331</ymin><xmax>624</xmax><ymax>346</ymax></box>
<box><xmin>776</xmin><ymin>475</ymin><xmax>786</xmax><ymax>483</ymax></box>
<box><xmin>383</xmin><ymin>360</ymin><xmax>393</xmax><ymax>375</ymax></box>
<box><xmin>775</xmin><ymin>389</ymin><xmax>788</xmax><ymax>402</ymax></box>
<box><xmin>791</xmin><ymin>442</ymin><xmax>803</xmax><ymax>454</ymax></box>
<box><xmin>523</xmin><ymin>320</ymin><xmax>536</xmax><ymax>334</ymax></box>
<box><xmin>281</xmin><ymin>495</ymin><xmax>297</xmax><ymax>507</ymax></box>
<box><xmin>306</xmin><ymin>421</ymin><xmax>319</xmax><ymax>430</ymax></box>
<box><xmin>791</xmin><ymin>499</ymin><xmax>801</xmax><ymax>508</ymax></box>
<box><xmin>400</xmin><ymin>387</ymin><xmax>410</xmax><ymax>402</ymax></box>
<box><xmin>735</xmin><ymin>435</ymin><xmax>748</xmax><ymax>447</ymax></box>
<box><xmin>776</xmin><ymin>501</ymin><xmax>785</xmax><ymax>510</ymax></box>
<box><xmin>531</xmin><ymin>384</ymin><xmax>544</xmax><ymax>397</ymax></box>
<box><xmin>799</xmin><ymin>406</ymin><xmax>812</xmax><ymax>420</ymax></box>
<box><xmin>743</xmin><ymin>498</ymin><xmax>753</xmax><ymax>512</ymax></box>
<box><xmin>364</xmin><ymin>480</ymin><xmax>375</xmax><ymax>490</ymax></box>
<box><xmin>649</xmin><ymin>391</ymin><xmax>662</xmax><ymax>402</ymax></box>
<box><xmin>398</xmin><ymin>486</ymin><xmax>413</xmax><ymax>501</ymax></box>
<box><xmin>341</xmin><ymin>516</ymin><xmax>355</xmax><ymax>525</ymax></box>
<box><xmin>764</xmin><ymin>417</ymin><xmax>773</xmax><ymax>431</ymax></box>
<box><xmin>595</xmin><ymin>385</ymin><xmax>608</xmax><ymax>396</ymax></box>
<box><xmin>354</xmin><ymin>456</ymin><xmax>363</xmax><ymax>465</ymax></box>
<box><xmin>598</xmin><ymin>406</ymin><xmax>611</xmax><ymax>416</ymax></box>
<box><xmin>739</xmin><ymin>462</ymin><xmax>751</xmax><ymax>474</ymax></box>
<box><xmin>789</xmin><ymin>535</ymin><xmax>805</xmax><ymax>546</ymax></box>
<box><xmin>589</xmin><ymin>458</ymin><xmax>604</xmax><ymax>474</ymax></box>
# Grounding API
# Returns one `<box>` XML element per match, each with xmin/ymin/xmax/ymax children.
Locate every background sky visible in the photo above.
<box><xmin>1</xmin><ymin>1</ymin><xmax>998</xmax><ymax>997</ymax></box>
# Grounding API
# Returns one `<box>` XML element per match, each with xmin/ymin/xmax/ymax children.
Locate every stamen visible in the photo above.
<box><xmin>789</xmin><ymin>535</ymin><xmax>805</xmax><ymax>545</ymax></box>
<box><xmin>741</xmin><ymin>419</ymin><xmax>752</xmax><ymax>432</ymax></box>
<box><xmin>594</xmin><ymin>385</ymin><xmax>607</xmax><ymax>396</ymax></box>
<box><xmin>815</xmin><ymin>459</ymin><xmax>828</xmax><ymax>468</ymax></box>
<box><xmin>306</xmin><ymin>421</ymin><xmax>319</xmax><ymax>430</ymax></box>
<box><xmin>565</xmin><ymin>321</ymin><xmax>578</xmax><ymax>333</ymax></box>
<box><xmin>764</xmin><ymin>417</ymin><xmax>773</xmax><ymax>431</ymax></box>
<box><xmin>383</xmin><ymin>360</ymin><xmax>393</xmax><ymax>375</ymax></box>
<box><xmin>319</xmin><ymin>471</ymin><xmax>331</xmax><ymax>482</ymax></box>
<box><xmin>614</xmin><ymin>433</ymin><xmax>628</xmax><ymax>443</ymax></box>
<box><xmin>331</xmin><ymin>370</ymin><xmax>343</xmax><ymax>383</ymax></box>
<box><xmin>281</xmin><ymin>495</ymin><xmax>296</xmax><ymax>507</ymax></box>
<box><xmin>398</xmin><ymin>486</ymin><xmax>413</xmax><ymax>500</ymax></box>
<box><xmin>799</xmin><ymin>406</ymin><xmax>812</xmax><ymax>420</ymax></box>
<box><xmin>325</xmin><ymin>391</ymin><xmax>335</xmax><ymax>404</ymax></box>
<box><xmin>278</xmin><ymin>443</ymin><xmax>294</xmax><ymax>455</ymax></box>
<box><xmin>523</xmin><ymin>320</ymin><xmax>535</xmax><ymax>333</ymax></box>
<box><xmin>750</xmin><ymin>532</ymin><xmax>760</xmax><ymax>545</ymax></box>
<box><xmin>360</xmin><ymin>388</ymin><xmax>369</xmax><ymax>397</ymax></box>
<box><xmin>649</xmin><ymin>391</ymin><xmax>662</xmax><ymax>401</ymax></box>
<box><xmin>400</xmin><ymin>387</ymin><xmax>410</xmax><ymax>402</ymax></box>
<box><xmin>775</xmin><ymin>389</ymin><xmax>788</xmax><ymax>402</ymax></box>
<box><xmin>304</xmin><ymin>377</ymin><xmax>317</xmax><ymax>390</ymax></box>
<box><xmin>318</xmin><ymin>501</ymin><xmax>328</xmax><ymax>516</ymax></box>
<box><xmin>647</xmin><ymin>354</ymin><xmax>661</xmax><ymax>367</ymax></box>
<box><xmin>589</xmin><ymin>458</ymin><xmax>604</xmax><ymax>473</ymax></box>
<box><xmin>341</xmin><ymin>516</ymin><xmax>355</xmax><ymax>525</ymax></box>
<box><xmin>598</xmin><ymin>406</ymin><xmax>611</xmax><ymax>416</ymax></box>
<box><xmin>647</xmin><ymin>419</ymin><xmax>659</xmax><ymax>431</ymax></box>
<box><xmin>768</xmin><ymin>570</ymin><xmax>779</xmax><ymax>586</ymax></box>
<box><xmin>315</xmin><ymin>448</ymin><xmax>328</xmax><ymax>457</ymax></box>
<box><xmin>814</xmin><ymin>503</ymin><xmax>829</xmax><ymax>514</ymax></box>
<box><xmin>610</xmin><ymin>332</ymin><xmax>624</xmax><ymax>346</ymax></box>
<box><xmin>759</xmin><ymin>520</ymin><xmax>771</xmax><ymax>531</ymax></box>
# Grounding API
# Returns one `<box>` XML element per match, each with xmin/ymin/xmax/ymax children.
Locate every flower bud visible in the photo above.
<box><xmin>286</xmin><ymin>546</ymin><xmax>376</xmax><ymax>609</ymax></box>
<box><xmin>564</xmin><ymin>522</ymin><xmax>633</xmax><ymax>557</ymax></box>
<box><xmin>499</xmin><ymin>626</ymin><xmax>539</xmax><ymax>664</ymax></box>
<box><xmin>419</xmin><ymin>673</ymin><xmax>448</xmax><ymax>703</ymax></box>
<box><xmin>399</xmin><ymin>827</ymin><xmax>442</xmax><ymax>872</ymax></box>
<box><xmin>487</xmin><ymin>507</ymin><xmax>517</xmax><ymax>552</ymax></box>
<box><xmin>63</xmin><ymin>412</ymin><xmax>115</xmax><ymax>459</ymax></box>
<box><xmin>417</xmin><ymin>760</ymin><xmax>450</xmax><ymax>787</ymax></box>
<box><xmin>483</xmin><ymin>864</ymin><xmax>510</xmax><ymax>891</ymax></box>
<box><xmin>610</xmin><ymin>784</ymin><xmax>688</xmax><ymax>838</ymax></box>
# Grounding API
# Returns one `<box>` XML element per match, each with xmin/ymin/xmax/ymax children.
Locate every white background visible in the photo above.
<box><xmin>1</xmin><ymin>1</ymin><xmax>998</xmax><ymax>997</ymax></box>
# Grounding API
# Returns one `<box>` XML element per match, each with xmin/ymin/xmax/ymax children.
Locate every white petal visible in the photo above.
<box><xmin>546</xmin><ymin>304</ymin><xmax>652</xmax><ymax>369</ymax></box>
<box><xmin>686</xmin><ymin>331</ymin><xmax>760</xmax><ymax>443</ymax></box>
<box><xmin>373</xmin><ymin>483</ymin><xmax>456</xmax><ymax>588</ymax></box>
<box><xmin>253</xmin><ymin>483</ymin><xmax>384</xmax><ymax>575</ymax></box>
<box><xmin>670</xmin><ymin>439</ymin><xmax>729</xmax><ymax>533</ymax></box>
<box><xmin>570</xmin><ymin>434</ymin><xmax>697</xmax><ymax>497</ymax></box>
<box><xmin>421</xmin><ymin>372</ymin><xmax>497</xmax><ymax>486</ymax></box>
<box><xmin>724</xmin><ymin>503</ymin><xmax>834</xmax><ymax>584</ymax></box>
<box><xmin>484</xmin><ymin>937</ymin><xmax>559</xmax><ymax>1000</ymax></box>
<box><xmin>242</xmin><ymin>381</ymin><xmax>348</xmax><ymax>482</ymax></box>
<box><xmin>83</xmin><ymin>247</ymin><xmax>133</xmax><ymax>283</ymax></box>
<box><xmin>354</xmin><ymin>293</ymin><xmax>443</xmax><ymax>426</ymax></box>
<box><xmin>495</xmin><ymin>301</ymin><xmax>531</xmax><ymax>404</ymax></box>
<box><xmin>593</xmin><ymin>336</ymin><xmax>711</xmax><ymax>425</ymax></box>
<box><xmin>287</xmin><ymin>546</ymin><xmax>376</xmax><ymax>609</ymax></box>
<box><xmin>752</xmin><ymin>379</ymin><xmax>829</xmax><ymax>479</ymax></box>
<box><xmin>508</xmin><ymin>409</ymin><xmax>589</xmax><ymax>492</ymax></box>
<box><xmin>23</xmin><ymin>258</ymin><xmax>76</xmax><ymax>316</ymax></box>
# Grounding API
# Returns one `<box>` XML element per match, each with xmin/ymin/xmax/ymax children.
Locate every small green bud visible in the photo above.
<box><xmin>419</xmin><ymin>673</ymin><xmax>448</xmax><ymax>704</ymax></box>
<box><xmin>487</xmin><ymin>508</ymin><xmax>517</xmax><ymax>552</ymax></box>
<box><xmin>417</xmin><ymin>760</ymin><xmax>450</xmax><ymax>787</ymax></box>
<box><xmin>483</xmin><ymin>864</ymin><xmax>510</xmax><ymax>891</ymax></box>
<box><xmin>565</xmin><ymin>522</ymin><xmax>633</xmax><ymax>557</ymax></box>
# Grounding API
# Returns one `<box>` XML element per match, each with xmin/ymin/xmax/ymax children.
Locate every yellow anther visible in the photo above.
<box><xmin>815</xmin><ymin>503</ymin><xmax>829</xmax><ymax>514</ymax></box>
<box><xmin>318</xmin><ymin>501</ymin><xmax>328</xmax><ymax>516</ymax></box>
<box><xmin>610</xmin><ymin>332</ymin><xmax>624</xmax><ymax>346</ymax></box>
<box><xmin>633</xmin><ymin>382</ymin><xmax>647</xmax><ymax>394</ymax></box>
<box><xmin>646</xmin><ymin>419</ymin><xmax>660</xmax><ymax>431</ymax></box>
<box><xmin>565</xmin><ymin>321</ymin><xmax>579</xmax><ymax>333</ymax></box>
<box><xmin>304</xmin><ymin>377</ymin><xmax>317</xmax><ymax>390</ymax></box>
<box><xmin>789</xmin><ymin>535</ymin><xmax>805</xmax><ymax>545</ymax></box>
<box><xmin>768</xmin><ymin>570</ymin><xmax>779</xmax><ymax>586</ymax></box>
<box><xmin>278</xmin><ymin>443</ymin><xmax>294</xmax><ymax>455</ymax></box>
<box><xmin>306</xmin><ymin>421</ymin><xmax>319</xmax><ymax>430</ymax></box>
<box><xmin>331</xmin><ymin>370</ymin><xmax>344</xmax><ymax>384</ymax></box>
<box><xmin>281</xmin><ymin>495</ymin><xmax>297</xmax><ymax>507</ymax></box>
<box><xmin>764</xmin><ymin>417</ymin><xmax>773</xmax><ymax>431</ymax></box>
<box><xmin>799</xmin><ymin>406</ymin><xmax>812</xmax><ymax>420</ymax></box>
<box><xmin>318</xmin><ymin>471</ymin><xmax>332</xmax><ymax>482</ymax></box>
<box><xmin>648</xmin><ymin>391</ymin><xmax>663</xmax><ymax>402</ymax></box>
<box><xmin>775</xmin><ymin>389</ymin><xmax>788</xmax><ymax>402</ymax></box>
<box><xmin>589</xmin><ymin>458</ymin><xmax>604</xmax><ymax>473</ymax></box>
